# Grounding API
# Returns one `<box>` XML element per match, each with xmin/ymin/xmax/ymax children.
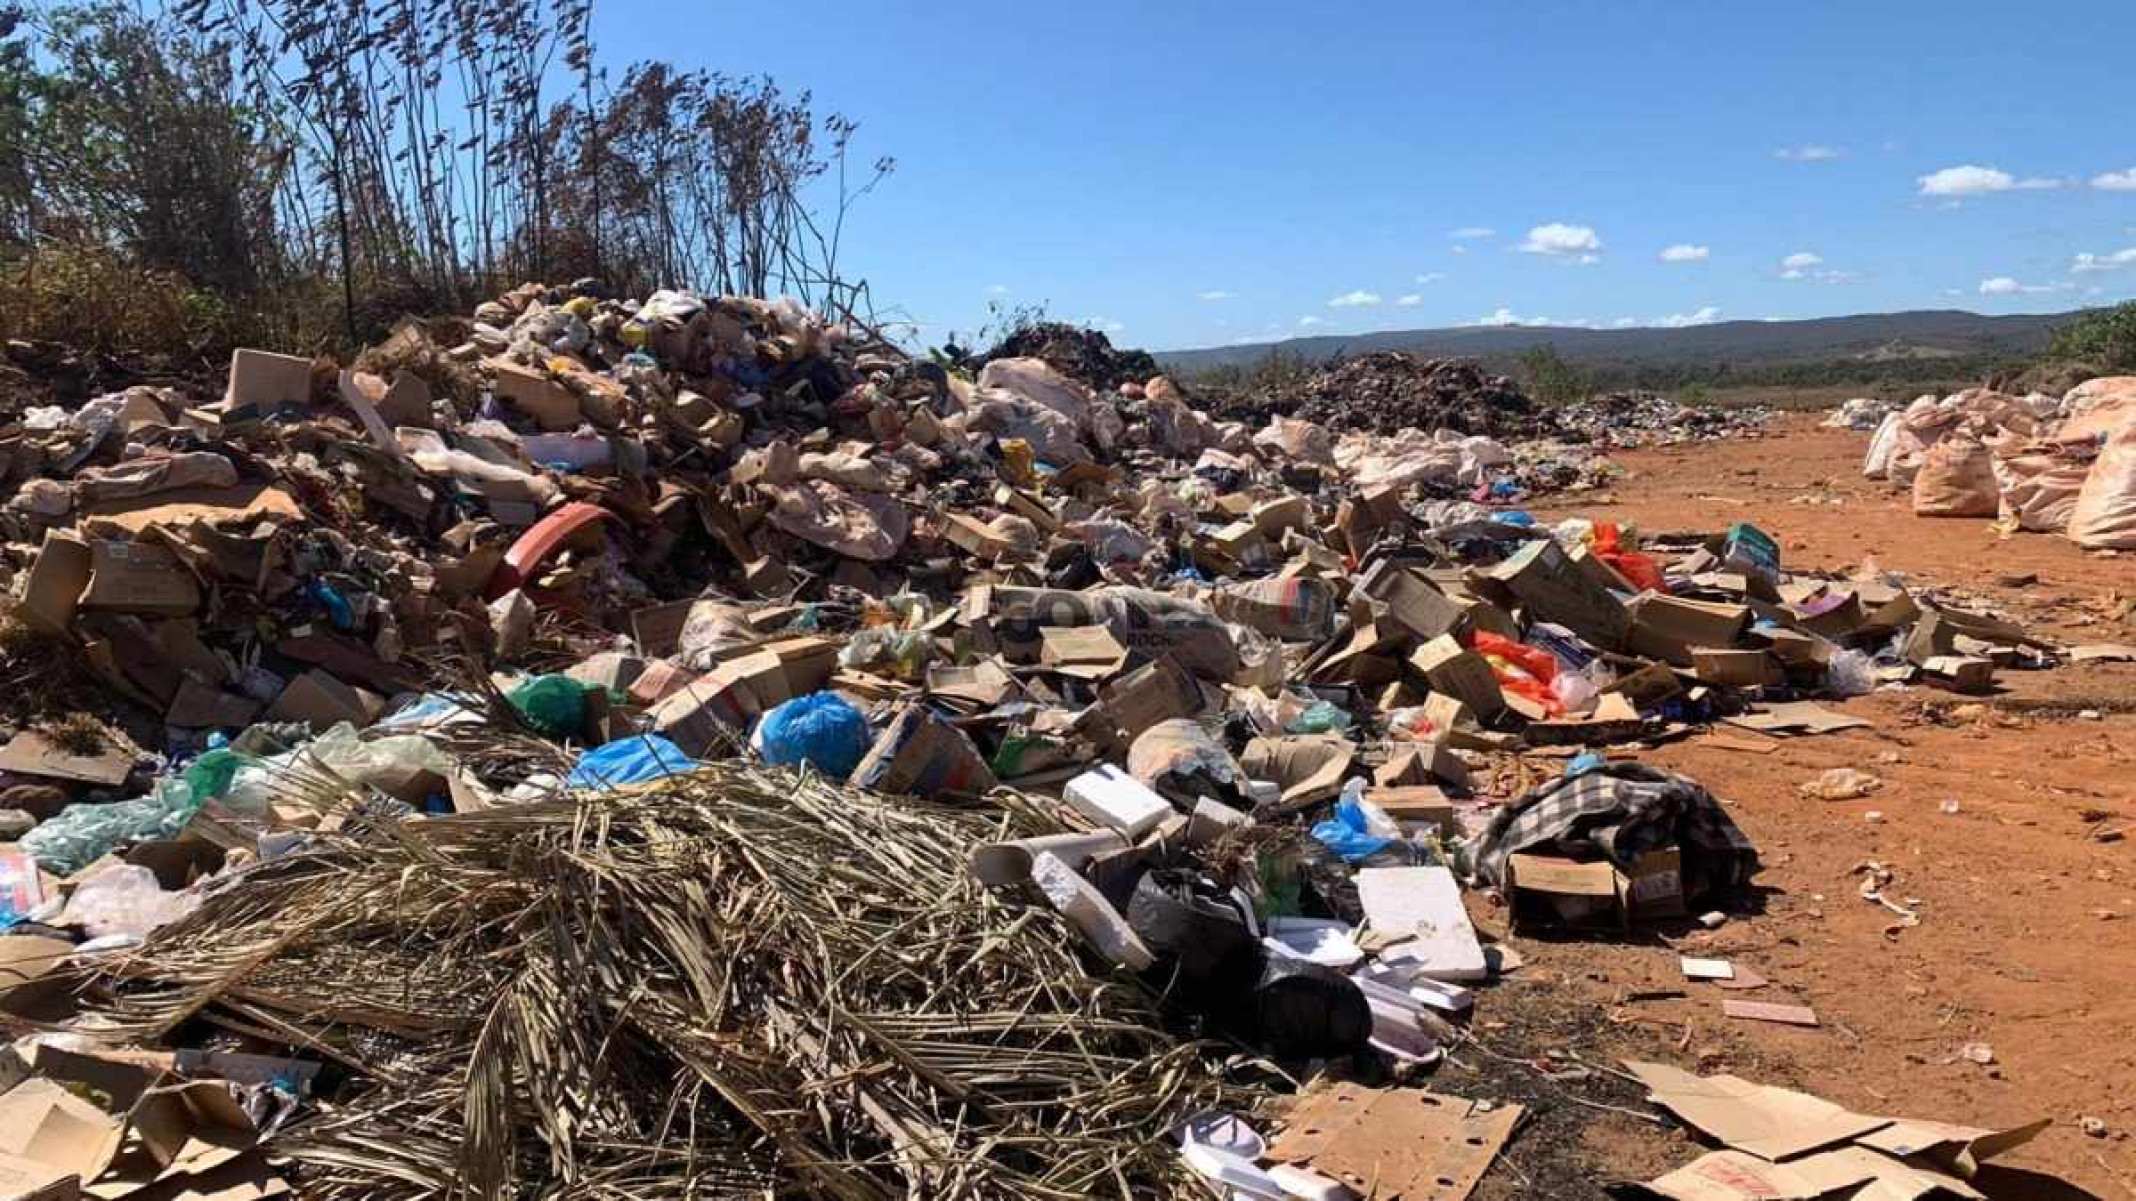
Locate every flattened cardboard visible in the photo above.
<box><xmin>1854</xmin><ymin>1116</ymin><xmax>2049</xmax><ymax>1174</ymax></box>
<box><xmin>1623</xmin><ymin>1060</ymin><xmax>1889</xmax><ymax>1162</ymax></box>
<box><xmin>1722</xmin><ymin>702</ymin><xmax>1870</xmax><ymax>737</ymax></box>
<box><xmin>0</xmin><ymin>731</ymin><xmax>133</xmax><ymax>787</ymax></box>
<box><xmin>82</xmin><ymin>485</ymin><xmax>302</xmax><ymax>537</ymax></box>
<box><xmin>1269</xmin><ymin>1082</ymin><xmax>1520</xmax><ymax>1201</ymax></box>
<box><xmin>1721</xmin><ymin>1000</ymin><xmax>1820</xmax><ymax>1027</ymax></box>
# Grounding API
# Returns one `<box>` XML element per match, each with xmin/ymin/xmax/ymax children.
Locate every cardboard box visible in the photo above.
<box><xmin>1628</xmin><ymin>592</ymin><xmax>1751</xmax><ymax>666</ymax></box>
<box><xmin>941</xmin><ymin>512</ymin><xmax>1016</xmax><ymax>561</ymax></box>
<box><xmin>79</xmin><ymin>540</ymin><xmax>201</xmax><ymax>617</ymax></box>
<box><xmin>265</xmin><ymin>669</ymin><xmax>383</xmax><ymax>730</ymax></box>
<box><xmin>487</xmin><ymin>358</ymin><xmax>582</xmax><ymax>431</ymax></box>
<box><xmin>164</xmin><ymin>679</ymin><xmax>263</xmax><ymax>731</ymax></box>
<box><xmin>1250</xmin><ymin>494</ymin><xmax>1309</xmax><ymax>537</ymax></box>
<box><xmin>1040</xmin><ymin>625</ymin><xmax>1129</xmax><ymax>679</ymax></box>
<box><xmin>1410</xmin><ymin>635</ymin><xmax>1506</xmax><ymax>719</ymax></box>
<box><xmin>1488</xmin><ymin>538</ymin><xmax>1631</xmax><ymax>650</ymax></box>
<box><xmin>1085</xmin><ymin>655</ymin><xmax>1200</xmax><ymax>751</ymax></box>
<box><xmin>848</xmin><ymin>705</ymin><xmax>997</xmax><ymax>798</ymax></box>
<box><xmin>1689</xmin><ymin>647</ymin><xmax>1782</xmax><ymax>688</ymax></box>
<box><xmin>1358</xmin><ymin>562</ymin><xmax>1470</xmax><ymax>643</ymax></box>
<box><xmin>14</xmin><ymin>530</ymin><xmax>92</xmax><ymax>635</ymax></box>
<box><xmin>1367</xmin><ymin>785</ymin><xmax>1455</xmax><ymax>836</ymax></box>
<box><xmin>1506</xmin><ymin>849</ymin><xmax>1684</xmax><ymax>931</ymax></box>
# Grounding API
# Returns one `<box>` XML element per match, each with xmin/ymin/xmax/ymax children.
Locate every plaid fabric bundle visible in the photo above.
<box><xmin>1469</xmin><ymin>763</ymin><xmax>1758</xmax><ymax>897</ymax></box>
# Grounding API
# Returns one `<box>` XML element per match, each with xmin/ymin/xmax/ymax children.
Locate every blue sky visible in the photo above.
<box><xmin>599</xmin><ymin>0</ymin><xmax>2136</xmax><ymax>351</ymax></box>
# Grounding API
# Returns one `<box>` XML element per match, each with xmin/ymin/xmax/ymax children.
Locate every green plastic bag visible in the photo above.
<box><xmin>509</xmin><ymin>674</ymin><xmax>592</xmax><ymax>739</ymax></box>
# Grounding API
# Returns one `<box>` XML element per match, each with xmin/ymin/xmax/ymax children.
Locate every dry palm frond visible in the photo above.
<box><xmin>80</xmin><ymin>763</ymin><xmax>1260</xmax><ymax>1199</ymax></box>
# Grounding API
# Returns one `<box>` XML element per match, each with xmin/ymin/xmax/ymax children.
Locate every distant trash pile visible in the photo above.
<box><xmin>1849</xmin><ymin>376</ymin><xmax>2136</xmax><ymax>548</ymax></box>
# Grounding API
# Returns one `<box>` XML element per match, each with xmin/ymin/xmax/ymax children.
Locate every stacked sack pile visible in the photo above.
<box><xmin>1859</xmin><ymin>375</ymin><xmax>2136</xmax><ymax>548</ymax></box>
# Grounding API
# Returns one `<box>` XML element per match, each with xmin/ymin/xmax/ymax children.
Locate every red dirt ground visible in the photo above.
<box><xmin>1482</xmin><ymin>414</ymin><xmax>2136</xmax><ymax>1199</ymax></box>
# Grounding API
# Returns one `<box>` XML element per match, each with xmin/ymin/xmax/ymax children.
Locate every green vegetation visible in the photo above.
<box><xmin>2046</xmin><ymin>301</ymin><xmax>2136</xmax><ymax>372</ymax></box>
<box><xmin>1514</xmin><ymin>344</ymin><xmax>1592</xmax><ymax>405</ymax></box>
<box><xmin>1186</xmin><ymin>347</ymin><xmax>1321</xmax><ymax>394</ymax></box>
<box><xmin>0</xmin><ymin>0</ymin><xmax>887</xmax><ymax>363</ymax></box>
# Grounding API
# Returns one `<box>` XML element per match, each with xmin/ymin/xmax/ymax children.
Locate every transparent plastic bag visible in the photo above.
<box><xmin>20</xmin><ymin>778</ymin><xmax>201</xmax><ymax>876</ymax></box>
<box><xmin>58</xmin><ymin>864</ymin><xmax>198</xmax><ymax>941</ymax></box>
<box><xmin>1824</xmin><ymin>648</ymin><xmax>1877</xmax><ymax>698</ymax></box>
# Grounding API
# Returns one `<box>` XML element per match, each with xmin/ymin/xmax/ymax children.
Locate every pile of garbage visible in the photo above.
<box><xmin>1271</xmin><ymin>353</ymin><xmax>1543</xmax><ymax>438</ymax></box>
<box><xmin>0</xmin><ymin>281</ymin><xmax>2089</xmax><ymax>1200</ymax></box>
<box><xmin>1854</xmin><ymin>376</ymin><xmax>2136</xmax><ymax>548</ymax></box>
<box><xmin>975</xmin><ymin>320</ymin><xmax>1161</xmax><ymax>393</ymax></box>
<box><xmin>1556</xmin><ymin>389</ymin><xmax>1774</xmax><ymax>448</ymax></box>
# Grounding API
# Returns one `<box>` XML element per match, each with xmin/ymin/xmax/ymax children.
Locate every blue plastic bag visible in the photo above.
<box><xmin>755</xmin><ymin>692</ymin><xmax>871</xmax><ymax>778</ymax></box>
<box><xmin>1311</xmin><ymin>796</ymin><xmax>1395</xmax><ymax>864</ymax></box>
<box><xmin>567</xmin><ymin>735</ymin><xmax>696</xmax><ymax>790</ymax></box>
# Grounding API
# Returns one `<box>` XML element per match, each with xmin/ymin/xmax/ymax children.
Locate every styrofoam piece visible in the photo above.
<box><xmin>1357</xmin><ymin>865</ymin><xmax>1488</xmax><ymax>981</ymax></box>
<box><xmin>1064</xmin><ymin>764</ymin><xmax>1174</xmax><ymax>837</ymax></box>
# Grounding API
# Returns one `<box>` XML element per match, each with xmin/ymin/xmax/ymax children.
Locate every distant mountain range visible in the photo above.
<box><xmin>1154</xmin><ymin>309</ymin><xmax>2083</xmax><ymax>373</ymax></box>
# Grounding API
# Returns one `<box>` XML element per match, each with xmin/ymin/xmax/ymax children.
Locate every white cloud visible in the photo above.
<box><xmin>1774</xmin><ymin>145</ymin><xmax>1841</xmax><ymax>162</ymax></box>
<box><xmin>1413</xmin><ymin>272</ymin><xmax>1446</xmax><ymax>285</ymax></box>
<box><xmin>1659</xmin><ymin>243</ymin><xmax>1711</xmax><ymax>263</ymax></box>
<box><xmin>1327</xmin><ymin>290</ymin><xmax>1381</xmax><ymax>308</ymax></box>
<box><xmin>1977</xmin><ymin>276</ymin><xmax>2063</xmax><ymax>296</ymax></box>
<box><xmin>1916</xmin><ymin>164</ymin><xmax>2065</xmax><ymax>196</ymax></box>
<box><xmin>1081</xmin><ymin>316</ymin><xmax>1125</xmax><ymax>333</ymax></box>
<box><xmin>1778</xmin><ymin>251</ymin><xmax>1858</xmax><ymax>283</ymax></box>
<box><xmin>1518</xmin><ymin>222</ymin><xmax>1603</xmax><ymax>258</ymax></box>
<box><xmin>1450</xmin><ymin>227</ymin><xmax>1495</xmax><ymax>239</ymax></box>
<box><xmin>985</xmin><ymin>284</ymin><xmax>1009</xmax><ymax>296</ymax></box>
<box><xmin>1297</xmin><ymin>315</ymin><xmax>1325</xmax><ymax>327</ymax></box>
<box><xmin>1612</xmin><ymin>317</ymin><xmax>1639</xmax><ymax>328</ymax></box>
<box><xmin>2092</xmin><ymin>168</ymin><xmax>2136</xmax><ymax>191</ymax></box>
<box><xmin>1474</xmin><ymin>307</ymin><xmax>1568</xmax><ymax>327</ymax></box>
<box><xmin>1196</xmin><ymin>289</ymin><xmax>1234</xmax><ymax>301</ymax></box>
<box><xmin>1654</xmin><ymin>306</ymin><xmax>1723</xmax><ymax>327</ymax></box>
<box><xmin>1395</xmin><ymin>294</ymin><xmax>1424</xmax><ymax>306</ymax></box>
<box><xmin>2072</xmin><ymin>248</ymin><xmax>2136</xmax><ymax>273</ymax></box>
<box><xmin>1778</xmin><ymin>251</ymin><xmax>1823</xmax><ymax>279</ymax></box>
<box><xmin>1450</xmin><ymin>245</ymin><xmax>1468</xmax><ymax>255</ymax></box>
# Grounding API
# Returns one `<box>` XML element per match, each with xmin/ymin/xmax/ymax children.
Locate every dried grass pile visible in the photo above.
<box><xmin>80</xmin><ymin>763</ymin><xmax>1254</xmax><ymax>1199</ymax></box>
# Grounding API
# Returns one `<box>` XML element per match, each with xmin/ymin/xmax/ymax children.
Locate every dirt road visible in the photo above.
<box><xmin>1471</xmin><ymin>415</ymin><xmax>2134</xmax><ymax>1199</ymax></box>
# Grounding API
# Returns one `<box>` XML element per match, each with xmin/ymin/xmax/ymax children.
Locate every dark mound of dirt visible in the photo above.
<box><xmin>981</xmin><ymin>322</ymin><xmax>1160</xmax><ymax>392</ymax></box>
<box><xmin>1278</xmin><ymin>353</ymin><xmax>1545</xmax><ymax>437</ymax></box>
